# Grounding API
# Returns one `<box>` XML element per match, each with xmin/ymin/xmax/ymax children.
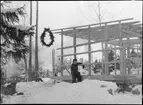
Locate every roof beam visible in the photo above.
<box><xmin>51</xmin><ymin>18</ymin><xmax>134</xmax><ymax>32</ymax></box>
<box><xmin>57</xmin><ymin>47</ymin><xmax>123</xmax><ymax>57</ymax></box>
<box><xmin>52</xmin><ymin>21</ymin><xmax>140</xmax><ymax>35</ymax></box>
<box><xmin>108</xmin><ymin>38</ymin><xmax>141</xmax><ymax>45</ymax></box>
<box><xmin>122</xmin><ymin>30</ymin><xmax>142</xmax><ymax>37</ymax></box>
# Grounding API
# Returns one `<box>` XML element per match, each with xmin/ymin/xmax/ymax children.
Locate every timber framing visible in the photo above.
<box><xmin>51</xmin><ymin>18</ymin><xmax>142</xmax><ymax>83</ymax></box>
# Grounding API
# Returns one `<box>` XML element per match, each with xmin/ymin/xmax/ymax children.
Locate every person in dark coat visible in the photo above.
<box><xmin>71</xmin><ymin>58</ymin><xmax>85</xmax><ymax>83</ymax></box>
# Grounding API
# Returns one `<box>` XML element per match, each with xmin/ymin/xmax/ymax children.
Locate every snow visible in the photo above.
<box><xmin>1</xmin><ymin>8</ymin><xmax>18</xmax><ymax>13</ymax></box>
<box><xmin>5</xmin><ymin>58</ymin><xmax>22</xmax><ymax>79</ymax></box>
<box><xmin>7</xmin><ymin>24</ymin><xmax>35</xmax><ymax>31</ymax></box>
<box><xmin>131</xmin><ymin>68</ymin><xmax>142</xmax><ymax>75</ymax></box>
<box><xmin>2</xmin><ymin>78</ymin><xmax>142</xmax><ymax>104</ymax></box>
<box><xmin>110</xmin><ymin>69</ymin><xmax>121</xmax><ymax>75</ymax></box>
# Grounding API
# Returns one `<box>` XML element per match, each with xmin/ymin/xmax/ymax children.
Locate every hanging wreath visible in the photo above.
<box><xmin>40</xmin><ymin>28</ymin><xmax>55</xmax><ymax>47</ymax></box>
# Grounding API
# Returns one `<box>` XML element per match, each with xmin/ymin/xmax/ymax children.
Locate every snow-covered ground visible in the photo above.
<box><xmin>2</xmin><ymin>78</ymin><xmax>142</xmax><ymax>104</ymax></box>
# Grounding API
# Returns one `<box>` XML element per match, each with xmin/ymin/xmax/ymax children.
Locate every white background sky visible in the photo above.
<box><xmin>11</xmin><ymin>1</ymin><xmax>142</xmax><ymax>70</ymax></box>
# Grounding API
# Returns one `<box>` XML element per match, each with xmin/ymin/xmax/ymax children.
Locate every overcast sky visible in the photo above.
<box><xmin>13</xmin><ymin>1</ymin><xmax>142</xmax><ymax>28</ymax></box>
<box><xmin>11</xmin><ymin>1</ymin><xmax>142</xmax><ymax>70</ymax></box>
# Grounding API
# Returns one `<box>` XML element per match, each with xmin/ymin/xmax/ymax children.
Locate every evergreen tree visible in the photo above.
<box><xmin>130</xmin><ymin>49</ymin><xmax>137</xmax><ymax>57</ymax></box>
<box><xmin>108</xmin><ymin>50</ymin><xmax>115</xmax><ymax>72</ymax></box>
<box><xmin>108</xmin><ymin>50</ymin><xmax>114</xmax><ymax>62</ymax></box>
<box><xmin>1</xmin><ymin>1</ymin><xmax>35</xmax><ymax>82</ymax></box>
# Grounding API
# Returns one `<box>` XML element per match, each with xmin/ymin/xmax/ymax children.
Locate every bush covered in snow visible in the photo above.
<box><xmin>1</xmin><ymin>82</ymin><xmax>17</xmax><ymax>95</ymax></box>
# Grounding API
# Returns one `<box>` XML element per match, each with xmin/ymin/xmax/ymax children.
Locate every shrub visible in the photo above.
<box><xmin>108</xmin><ymin>89</ymin><xmax>113</xmax><ymax>95</ymax></box>
<box><xmin>115</xmin><ymin>80</ymin><xmax>133</xmax><ymax>93</ymax></box>
<box><xmin>132</xmin><ymin>89</ymin><xmax>140</xmax><ymax>95</ymax></box>
<box><xmin>1</xmin><ymin>82</ymin><xmax>17</xmax><ymax>95</ymax></box>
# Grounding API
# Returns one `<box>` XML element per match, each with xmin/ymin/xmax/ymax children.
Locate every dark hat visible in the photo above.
<box><xmin>73</xmin><ymin>58</ymin><xmax>77</xmax><ymax>62</ymax></box>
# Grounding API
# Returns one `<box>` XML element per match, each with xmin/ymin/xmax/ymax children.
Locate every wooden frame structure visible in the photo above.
<box><xmin>50</xmin><ymin>18</ymin><xmax>142</xmax><ymax>83</ymax></box>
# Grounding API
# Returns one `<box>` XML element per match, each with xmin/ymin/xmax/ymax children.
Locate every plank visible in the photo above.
<box><xmin>48</xmin><ymin>74</ymin><xmax>142</xmax><ymax>84</ymax></box>
<box><xmin>57</xmin><ymin>37</ymin><xmax>121</xmax><ymax>50</ymax></box>
<box><xmin>51</xmin><ymin>18</ymin><xmax>134</xmax><ymax>32</ymax></box>
<box><xmin>57</xmin><ymin>47</ymin><xmax>123</xmax><ymax>57</ymax></box>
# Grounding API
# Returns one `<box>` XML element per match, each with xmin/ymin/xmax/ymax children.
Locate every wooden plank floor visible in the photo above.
<box><xmin>49</xmin><ymin>74</ymin><xmax>142</xmax><ymax>84</ymax></box>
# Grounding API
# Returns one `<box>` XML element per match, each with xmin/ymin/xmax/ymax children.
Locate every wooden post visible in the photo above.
<box><xmin>52</xmin><ymin>49</ymin><xmax>55</xmax><ymax>75</ymax></box>
<box><xmin>137</xmin><ymin>44</ymin><xmax>138</xmax><ymax>54</ymax></box>
<box><xmin>127</xmin><ymin>44</ymin><xmax>130</xmax><ymax>74</ymax></box>
<box><xmin>35</xmin><ymin>1</ymin><xmax>39</xmax><ymax>74</ymax></box>
<box><xmin>88</xmin><ymin>26</ymin><xmax>91</xmax><ymax>76</ymax></box>
<box><xmin>101</xmin><ymin>42</ymin><xmax>104</xmax><ymax>75</ymax></box>
<box><xmin>104</xmin><ymin>23</ymin><xmax>108</xmax><ymax>75</ymax></box>
<box><xmin>140</xmin><ymin>37</ymin><xmax>142</xmax><ymax>74</ymax></box>
<box><xmin>119</xmin><ymin>21</ymin><xmax>125</xmax><ymax>75</ymax></box>
<box><xmin>73</xmin><ymin>28</ymin><xmax>76</xmax><ymax>59</ymax></box>
<box><xmin>61</xmin><ymin>29</ymin><xmax>64</xmax><ymax>76</ymax></box>
<box><xmin>102</xmin><ymin>42</ymin><xmax>104</xmax><ymax>61</ymax></box>
<box><xmin>114</xmin><ymin>45</ymin><xmax>117</xmax><ymax>75</ymax></box>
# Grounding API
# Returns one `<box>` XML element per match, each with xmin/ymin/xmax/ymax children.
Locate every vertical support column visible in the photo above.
<box><xmin>140</xmin><ymin>37</ymin><xmax>142</xmax><ymax>74</ymax></box>
<box><xmin>88</xmin><ymin>26</ymin><xmax>91</xmax><ymax>76</ymax></box>
<box><xmin>137</xmin><ymin>44</ymin><xmax>138</xmax><ymax>54</ymax></box>
<box><xmin>127</xmin><ymin>37</ymin><xmax>130</xmax><ymax>57</ymax></box>
<box><xmin>102</xmin><ymin>42</ymin><xmax>104</xmax><ymax>61</ymax></box>
<box><xmin>73</xmin><ymin>28</ymin><xmax>76</xmax><ymax>59</ymax></box>
<box><xmin>61</xmin><ymin>29</ymin><xmax>64</xmax><ymax>76</ymax></box>
<box><xmin>127</xmin><ymin>43</ymin><xmax>130</xmax><ymax>74</ymax></box>
<box><xmin>114</xmin><ymin>45</ymin><xmax>117</xmax><ymax>75</ymax></box>
<box><xmin>52</xmin><ymin>49</ymin><xmax>55</xmax><ymax>75</ymax></box>
<box><xmin>104</xmin><ymin>23</ymin><xmax>108</xmax><ymax>75</ymax></box>
<box><xmin>101</xmin><ymin>42</ymin><xmax>104</xmax><ymax>75</ymax></box>
<box><xmin>35</xmin><ymin>1</ymin><xmax>39</xmax><ymax>78</ymax></box>
<box><xmin>119</xmin><ymin>21</ymin><xmax>125</xmax><ymax>75</ymax></box>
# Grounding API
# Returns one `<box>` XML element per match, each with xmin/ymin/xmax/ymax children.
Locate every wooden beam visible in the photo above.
<box><xmin>57</xmin><ymin>47</ymin><xmax>123</xmax><ymax>57</ymax></box>
<box><xmin>62</xmin><ymin>28</ymin><xmax>134</xmax><ymax>42</ymax></box>
<box><xmin>52</xmin><ymin>21</ymin><xmax>140</xmax><ymax>35</ymax></box>
<box><xmin>140</xmin><ymin>37</ymin><xmax>142</xmax><ymax>71</ymax></box>
<box><xmin>119</xmin><ymin>21</ymin><xmax>125</xmax><ymax>75</ymax></box>
<box><xmin>61</xmin><ymin>29</ymin><xmax>64</xmax><ymax>76</ymax></box>
<box><xmin>88</xmin><ymin>26</ymin><xmax>91</xmax><ymax>76</ymax></box>
<box><xmin>73</xmin><ymin>28</ymin><xmax>76</xmax><ymax>59</ymax></box>
<box><xmin>108</xmin><ymin>38</ymin><xmax>141</xmax><ymax>46</ymax></box>
<box><xmin>104</xmin><ymin>23</ymin><xmax>108</xmax><ymax>75</ymax></box>
<box><xmin>52</xmin><ymin>49</ymin><xmax>55</xmax><ymax>74</ymax></box>
<box><xmin>102</xmin><ymin>42</ymin><xmax>104</xmax><ymax>61</ymax></box>
<box><xmin>114</xmin><ymin>45</ymin><xmax>117</xmax><ymax>75</ymax></box>
<box><xmin>48</xmin><ymin>75</ymin><xmax>142</xmax><ymax>84</ymax></box>
<box><xmin>131</xmin><ymin>24</ymin><xmax>142</xmax><ymax>30</ymax></box>
<box><xmin>51</xmin><ymin>18</ymin><xmax>134</xmax><ymax>32</ymax></box>
<box><xmin>57</xmin><ymin>36</ymin><xmax>121</xmax><ymax>50</ymax></box>
<box><xmin>59</xmin><ymin>60</ymin><xmax>124</xmax><ymax>72</ymax></box>
<box><xmin>122</xmin><ymin>30</ymin><xmax>142</xmax><ymax>37</ymax></box>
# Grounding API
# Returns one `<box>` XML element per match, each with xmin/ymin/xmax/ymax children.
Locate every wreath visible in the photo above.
<box><xmin>40</xmin><ymin>28</ymin><xmax>55</xmax><ymax>47</ymax></box>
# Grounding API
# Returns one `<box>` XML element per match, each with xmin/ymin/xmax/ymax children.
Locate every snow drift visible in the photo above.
<box><xmin>2</xmin><ymin>78</ymin><xmax>142</xmax><ymax>104</ymax></box>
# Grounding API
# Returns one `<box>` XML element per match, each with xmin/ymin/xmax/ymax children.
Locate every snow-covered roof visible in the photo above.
<box><xmin>52</xmin><ymin>18</ymin><xmax>142</xmax><ymax>41</ymax></box>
